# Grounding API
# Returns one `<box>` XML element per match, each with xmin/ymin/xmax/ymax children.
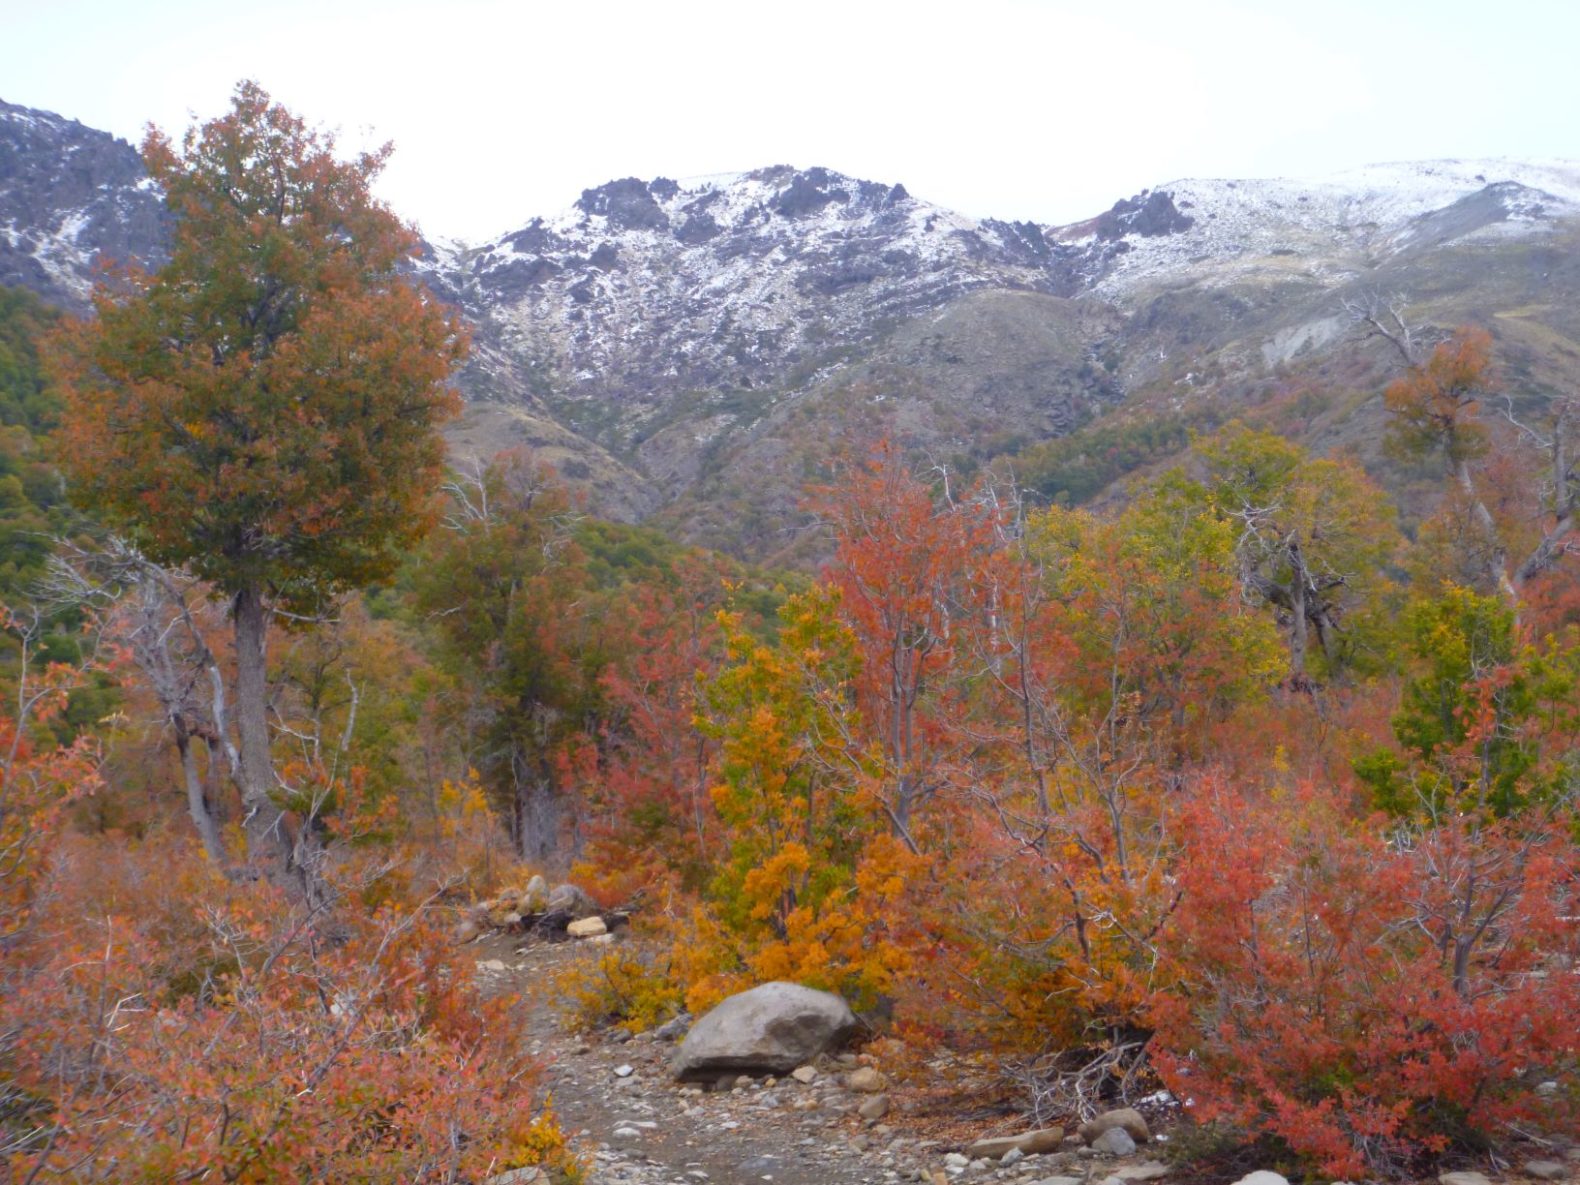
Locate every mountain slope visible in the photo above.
<box><xmin>0</xmin><ymin>100</ymin><xmax>167</xmax><ymax>308</ymax></box>
<box><xmin>3</xmin><ymin>94</ymin><xmax>1579</xmax><ymax>553</ymax></box>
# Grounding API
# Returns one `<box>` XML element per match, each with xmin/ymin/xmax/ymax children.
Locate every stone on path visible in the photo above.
<box><xmin>1439</xmin><ymin>1174</ymin><xmax>1495</xmax><ymax>1185</ymax></box>
<box><xmin>857</xmin><ymin>1093</ymin><xmax>889</xmax><ymax>1121</ymax></box>
<box><xmin>547</xmin><ymin>882</ymin><xmax>598</xmax><ymax>919</ymax></box>
<box><xmin>1091</xmin><ymin>1127</ymin><xmax>1137</xmax><ymax>1156</ymax></box>
<box><xmin>1230</xmin><ymin>1174</ymin><xmax>1290</xmax><ymax>1185</ymax></box>
<box><xmin>1525</xmin><ymin>1162</ymin><xmax>1569</xmax><ymax>1181</ymax></box>
<box><xmin>567</xmin><ymin>915</ymin><xmax>608</xmax><ymax>938</ymax></box>
<box><xmin>1115</xmin><ymin>1162</ymin><xmax>1170</xmax><ymax>1182</ymax></box>
<box><xmin>846</xmin><ymin>1065</ymin><xmax>888</xmax><ymax>1092</ymax></box>
<box><xmin>1079</xmin><ymin>1107</ymin><xmax>1151</xmax><ymax>1145</ymax></box>
<box><xmin>672</xmin><ymin>981</ymin><xmax>857</xmax><ymax>1080</ymax></box>
<box><xmin>518</xmin><ymin>874</ymin><xmax>549</xmax><ymax>913</ymax></box>
<box><xmin>791</xmin><ymin>1064</ymin><xmax>818</xmax><ymax>1084</ymax></box>
<box><xmin>965</xmin><ymin>1126</ymin><xmax>1065</xmax><ymax>1160</ymax></box>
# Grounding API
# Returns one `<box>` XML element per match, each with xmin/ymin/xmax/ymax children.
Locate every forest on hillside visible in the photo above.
<box><xmin>1</xmin><ymin>85</ymin><xmax>1576</xmax><ymax>1184</ymax></box>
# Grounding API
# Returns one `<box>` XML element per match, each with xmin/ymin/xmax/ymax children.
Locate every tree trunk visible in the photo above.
<box><xmin>1456</xmin><ymin>459</ymin><xmax>1517</xmax><ymax>608</ymax></box>
<box><xmin>233</xmin><ymin>584</ymin><xmax>292</xmax><ymax>879</ymax></box>
<box><xmin>1288</xmin><ymin>562</ymin><xmax>1309</xmax><ymax>683</ymax></box>
<box><xmin>176</xmin><ymin>727</ymin><xmax>228</xmax><ymax>866</ymax></box>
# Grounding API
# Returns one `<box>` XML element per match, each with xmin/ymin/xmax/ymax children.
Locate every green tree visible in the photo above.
<box><xmin>1175</xmin><ymin>422</ymin><xmax>1401</xmax><ymax>683</ymax></box>
<box><xmin>1356</xmin><ymin>585</ymin><xmax>1578</xmax><ymax>818</ymax></box>
<box><xmin>46</xmin><ymin>82</ymin><xmax>467</xmax><ymax>883</ymax></box>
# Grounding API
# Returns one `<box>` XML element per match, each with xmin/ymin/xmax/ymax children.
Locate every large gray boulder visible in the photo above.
<box><xmin>672</xmin><ymin>982</ymin><xmax>858</xmax><ymax>1080</ymax></box>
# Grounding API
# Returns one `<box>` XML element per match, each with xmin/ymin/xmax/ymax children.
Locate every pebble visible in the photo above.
<box><xmin>1230</xmin><ymin>1174</ymin><xmax>1289</xmax><ymax>1185</ymax></box>
<box><xmin>1438</xmin><ymin>1174</ymin><xmax>1494</xmax><ymax>1185</ymax></box>
<box><xmin>613</xmin><ymin>1063</ymin><xmax>634</xmax><ymax>1077</ymax></box>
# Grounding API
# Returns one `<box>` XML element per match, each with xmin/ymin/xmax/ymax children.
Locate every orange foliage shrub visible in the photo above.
<box><xmin>2</xmin><ymin>831</ymin><xmax>569</xmax><ymax>1182</ymax></box>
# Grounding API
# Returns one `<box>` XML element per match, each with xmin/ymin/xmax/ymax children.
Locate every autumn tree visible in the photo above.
<box><xmin>1176</xmin><ymin>422</ymin><xmax>1400</xmax><ymax>684</ymax></box>
<box><xmin>810</xmin><ymin>443</ymin><xmax>994</xmax><ymax>846</ymax></box>
<box><xmin>46</xmin><ymin>83</ymin><xmax>466</xmax><ymax>884</ymax></box>
<box><xmin>1381</xmin><ymin>327</ymin><xmax>1578</xmax><ymax>609</ymax></box>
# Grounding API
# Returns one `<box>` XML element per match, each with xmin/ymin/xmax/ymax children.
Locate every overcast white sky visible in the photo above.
<box><xmin>6</xmin><ymin>0</ymin><xmax>1578</xmax><ymax>242</ymax></box>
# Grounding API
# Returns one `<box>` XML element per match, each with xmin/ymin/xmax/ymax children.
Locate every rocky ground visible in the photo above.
<box><xmin>472</xmin><ymin>934</ymin><xmax>1580</xmax><ymax>1185</ymax></box>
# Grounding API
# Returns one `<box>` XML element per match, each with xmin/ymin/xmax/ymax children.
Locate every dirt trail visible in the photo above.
<box><xmin>475</xmin><ymin>934</ymin><xmax>942</xmax><ymax>1185</ymax></box>
<box><xmin>471</xmin><ymin>934</ymin><xmax>1165</xmax><ymax>1185</ymax></box>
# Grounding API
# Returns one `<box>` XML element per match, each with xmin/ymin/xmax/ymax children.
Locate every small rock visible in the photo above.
<box><xmin>1079</xmin><ymin>1108</ymin><xmax>1151</xmax><ymax>1146</ymax></box>
<box><xmin>454</xmin><ymin>919</ymin><xmax>481</xmax><ymax>944</ymax></box>
<box><xmin>518</xmin><ymin>874</ymin><xmax>549</xmax><ymax>913</ymax></box>
<box><xmin>1115</xmin><ymin>1161</ymin><xmax>1169</xmax><ymax>1182</ymax></box>
<box><xmin>792</xmin><ymin>1064</ymin><xmax>819</xmax><ymax>1084</ymax></box>
<box><xmin>477</xmin><ymin>959</ymin><xmax>506</xmax><ymax>973</ymax></box>
<box><xmin>847</xmin><ymin>1066</ymin><xmax>889</xmax><ymax>1093</ymax></box>
<box><xmin>1535</xmin><ymin>1079</ymin><xmax>1559</xmax><ymax>1096</ymax></box>
<box><xmin>612</xmin><ymin>1125</ymin><xmax>641</xmax><ymax>1138</ymax></box>
<box><xmin>944</xmin><ymin>1152</ymin><xmax>971</xmax><ymax>1169</ymax></box>
<box><xmin>1525</xmin><ymin>1163</ymin><xmax>1568</xmax><ymax>1182</ymax></box>
<box><xmin>1438</xmin><ymin>1174</ymin><xmax>1494</xmax><ymax>1185</ymax></box>
<box><xmin>613</xmin><ymin>1063</ymin><xmax>634</xmax><ymax>1077</ymax></box>
<box><xmin>859</xmin><ymin>1094</ymin><xmax>890</xmax><ymax>1121</ymax></box>
<box><xmin>734</xmin><ymin>1074</ymin><xmax>753</xmax><ymax>1089</ymax></box>
<box><xmin>1231</xmin><ymin>1174</ymin><xmax>1290</xmax><ymax>1185</ymax></box>
<box><xmin>1030</xmin><ymin>1178</ymin><xmax>1082</xmax><ymax>1185</ymax></box>
<box><xmin>966</xmin><ymin>1127</ymin><xmax>1064</xmax><ymax>1160</ymax></box>
<box><xmin>1091</xmin><ymin>1127</ymin><xmax>1137</xmax><ymax>1156</ymax></box>
<box><xmin>567</xmin><ymin>915</ymin><xmax>608</xmax><ymax>938</ymax></box>
<box><xmin>1001</xmin><ymin>1146</ymin><xmax>1023</xmax><ymax>1166</ymax></box>
<box><xmin>652</xmin><ymin>1013</ymin><xmax>691</xmax><ymax>1042</ymax></box>
<box><xmin>588</xmin><ymin>931</ymin><xmax>615</xmax><ymax>944</ymax></box>
<box><xmin>547</xmin><ymin>882</ymin><xmax>598</xmax><ymax>919</ymax></box>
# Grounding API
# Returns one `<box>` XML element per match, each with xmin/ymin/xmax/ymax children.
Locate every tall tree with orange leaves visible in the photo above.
<box><xmin>46</xmin><ymin>82</ymin><xmax>467</xmax><ymax>886</ymax></box>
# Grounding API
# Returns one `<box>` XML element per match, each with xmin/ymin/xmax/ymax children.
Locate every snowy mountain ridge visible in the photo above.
<box><xmin>6</xmin><ymin>92</ymin><xmax>1580</xmax><ymax>552</ymax></box>
<box><xmin>1078</xmin><ymin>158</ymin><xmax>1580</xmax><ymax>299</ymax></box>
<box><xmin>0</xmin><ymin>100</ymin><xmax>167</xmax><ymax>306</ymax></box>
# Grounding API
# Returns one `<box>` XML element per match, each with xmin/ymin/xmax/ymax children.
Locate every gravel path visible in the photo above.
<box><xmin>472</xmin><ymin>935</ymin><xmax>1167</xmax><ymax>1185</ymax></box>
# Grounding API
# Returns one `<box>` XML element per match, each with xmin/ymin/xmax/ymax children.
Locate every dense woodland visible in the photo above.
<box><xmin>1</xmin><ymin>85</ymin><xmax>1577</xmax><ymax>1183</ymax></box>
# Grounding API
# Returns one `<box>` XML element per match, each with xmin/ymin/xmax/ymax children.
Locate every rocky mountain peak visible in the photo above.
<box><xmin>0</xmin><ymin>100</ymin><xmax>167</xmax><ymax>308</ymax></box>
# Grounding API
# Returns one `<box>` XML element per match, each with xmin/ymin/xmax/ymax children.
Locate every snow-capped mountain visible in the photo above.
<box><xmin>5</xmin><ymin>94</ymin><xmax>1579</xmax><ymax>554</ymax></box>
<box><xmin>1076</xmin><ymin>159</ymin><xmax>1580</xmax><ymax>299</ymax></box>
<box><xmin>0</xmin><ymin>100</ymin><xmax>167</xmax><ymax>307</ymax></box>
